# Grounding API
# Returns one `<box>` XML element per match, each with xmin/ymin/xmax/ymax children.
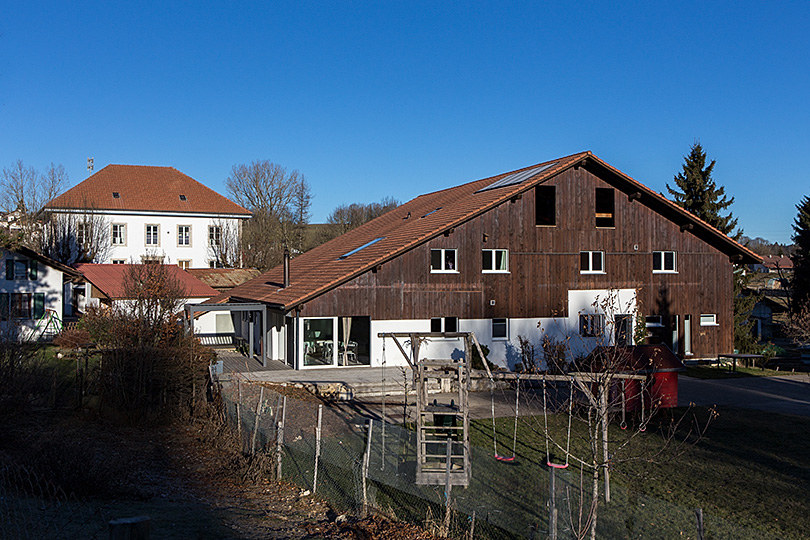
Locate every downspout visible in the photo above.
<box><xmin>295</xmin><ymin>307</ymin><xmax>301</xmax><ymax>370</ymax></box>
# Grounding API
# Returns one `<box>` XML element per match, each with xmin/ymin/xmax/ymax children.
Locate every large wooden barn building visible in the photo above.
<box><xmin>204</xmin><ymin>151</ymin><xmax>759</xmax><ymax>370</ymax></box>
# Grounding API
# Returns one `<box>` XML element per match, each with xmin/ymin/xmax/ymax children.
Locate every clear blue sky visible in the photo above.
<box><xmin>2</xmin><ymin>1</ymin><xmax>808</xmax><ymax>244</ymax></box>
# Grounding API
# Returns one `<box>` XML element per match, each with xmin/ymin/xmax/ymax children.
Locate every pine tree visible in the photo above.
<box><xmin>791</xmin><ymin>196</ymin><xmax>810</xmax><ymax>313</ymax></box>
<box><xmin>669</xmin><ymin>143</ymin><xmax>756</xmax><ymax>352</ymax></box>
<box><xmin>667</xmin><ymin>142</ymin><xmax>738</xmax><ymax>236</ymax></box>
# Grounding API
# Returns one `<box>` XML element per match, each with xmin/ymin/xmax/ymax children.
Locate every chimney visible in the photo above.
<box><xmin>283</xmin><ymin>248</ymin><xmax>291</xmax><ymax>288</ymax></box>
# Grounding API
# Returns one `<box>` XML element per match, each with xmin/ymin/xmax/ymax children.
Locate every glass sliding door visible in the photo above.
<box><xmin>303</xmin><ymin>318</ymin><xmax>335</xmax><ymax>366</ymax></box>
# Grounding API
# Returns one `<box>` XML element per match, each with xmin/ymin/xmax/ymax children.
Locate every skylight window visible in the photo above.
<box><xmin>179</xmin><ymin>194</ymin><xmax>187</xmax><ymax>201</ymax></box>
<box><xmin>475</xmin><ymin>162</ymin><xmax>558</xmax><ymax>193</ymax></box>
<box><xmin>112</xmin><ymin>192</ymin><xmax>120</xmax><ymax>199</ymax></box>
<box><xmin>338</xmin><ymin>237</ymin><xmax>385</xmax><ymax>260</ymax></box>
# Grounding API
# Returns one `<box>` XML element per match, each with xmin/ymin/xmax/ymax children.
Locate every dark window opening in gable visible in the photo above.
<box><xmin>535</xmin><ymin>185</ymin><xmax>556</xmax><ymax>226</ymax></box>
<box><xmin>595</xmin><ymin>188</ymin><xmax>615</xmax><ymax>228</ymax></box>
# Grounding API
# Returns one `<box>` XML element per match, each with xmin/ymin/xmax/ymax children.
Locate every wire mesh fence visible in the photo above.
<box><xmin>220</xmin><ymin>378</ymin><xmax>790</xmax><ymax>540</ymax></box>
<box><xmin>0</xmin><ymin>458</ymin><xmax>107</xmax><ymax>540</ymax></box>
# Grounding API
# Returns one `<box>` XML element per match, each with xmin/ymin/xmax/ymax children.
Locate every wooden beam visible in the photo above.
<box><xmin>628</xmin><ymin>192</ymin><xmax>641</xmax><ymax>202</ymax></box>
<box><xmin>469</xmin><ymin>332</ymin><xmax>494</xmax><ymax>381</ymax></box>
<box><xmin>680</xmin><ymin>223</ymin><xmax>694</xmax><ymax>232</ymax></box>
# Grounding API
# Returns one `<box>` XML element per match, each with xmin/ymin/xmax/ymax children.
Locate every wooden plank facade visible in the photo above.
<box><xmin>299</xmin><ymin>165</ymin><xmax>733</xmax><ymax>359</ymax></box>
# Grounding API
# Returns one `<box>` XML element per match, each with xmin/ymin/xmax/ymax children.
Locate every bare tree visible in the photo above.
<box><xmin>120</xmin><ymin>262</ymin><xmax>188</xmax><ymax>348</ymax></box>
<box><xmin>207</xmin><ymin>218</ymin><xmax>241</xmax><ymax>268</ymax></box>
<box><xmin>225</xmin><ymin>160</ymin><xmax>312</xmax><ymax>270</ymax></box>
<box><xmin>1</xmin><ymin>161</ymin><xmax>67</xmax><ymax>228</ymax></box>
<box><xmin>37</xmin><ymin>207</ymin><xmax>111</xmax><ymax>264</ymax></box>
<box><xmin>317</xmin><ymin>197</ymin><xmax>399</xmax><ymax>244</ymax></box>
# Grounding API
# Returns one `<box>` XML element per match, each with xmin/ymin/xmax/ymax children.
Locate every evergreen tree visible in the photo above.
<box><xmin>667</xmin><ymin>142</ymin><xmax>738</xmax><ymax>236</ymax></box>
<box><xmin>791</xmin><ymin>196</ymin><xmax>810</xmax><ymax>313</ymax></box>
<box><xmin>669</xmin><ymin>143</ymin><xmax>757</xmax><ymax>352</ymax></box>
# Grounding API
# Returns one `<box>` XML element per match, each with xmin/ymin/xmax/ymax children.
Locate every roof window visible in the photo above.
<box><xmin>179</xmin><ymin>194</ymin><xmax>187</xmax><ymax>201</ymax></box>
<box><xmin>112</xmin><ymin>192</ymin><xmax>120</xmax><ymax>199</ymax></box>
<box><xmin>338</xmin><ymin>237</ymin><xmax>385</xmax><ymax>260</ymax></box>
<box><xmin>475</xmin><ymin>161</ymin><xmax>558</xmax><ymax>193</ymax></box>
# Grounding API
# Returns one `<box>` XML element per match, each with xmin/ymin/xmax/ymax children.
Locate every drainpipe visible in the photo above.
<box><xmin>283</xmin><ymin>248</ymin><xmax>291</xmax><ymax>288</ymax></box>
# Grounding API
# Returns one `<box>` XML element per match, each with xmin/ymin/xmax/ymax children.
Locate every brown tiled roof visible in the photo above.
<box><xmin>762</xmin><ymin>255</ymin><xmax>792</xmax><ymax>270</ymax></box>
<box><xmin>46</xmin><ymin>165</ymin><xmax>251</xmax><ymax>216</ymax></box>
<box><xmin>186</xmin><ymin>268</ymin><xmax>261</xmax><ymax>291</ymax></box>
<box><xmin>214</xmin><ymin>151</ymin><xmax>761</xmax><ymax>310</ymax></box>
<box><xmin>75</xmin><ymin>263</ymin><xmax>217</xmax><ymax>300</ymax></box>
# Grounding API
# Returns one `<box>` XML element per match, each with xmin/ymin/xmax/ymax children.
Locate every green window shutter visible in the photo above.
<box><xmin>29</xmin><ymin>260</ymin><xmax>37</xmax><ymax>280</ymax></box>
<box><xmin>5</xmin><ymin>260</ymin><xmax>12</xmax><ymax>280</ymax></box>
<box><xmin>0</xmin><ymin>293</ymin><xmax>8</xmax><ymax>320</ymax></box>
<box><xmin>33</xmin><ymin>293</ymin><xmax>45</xmax><ymax>319</ymax></box>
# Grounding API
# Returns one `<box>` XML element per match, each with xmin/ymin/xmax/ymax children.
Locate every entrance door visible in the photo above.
<box><xmin>614</xmin><ymin>315</ymin><xmax>632</xmax><ymax>346</ymax></box>
<box><xmin>684</xmin><ymin>315</ymin><xmax>692</xmax><ymax>356</ymax></box>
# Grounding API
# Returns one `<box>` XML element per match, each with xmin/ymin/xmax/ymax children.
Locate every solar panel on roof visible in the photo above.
<box><xmin>475</xmin><ymin>161</ymin><xmax>558</xmax><ymax>193</ymax></box>
<box><xmin>338</xmin><ymin>237</ymin><xmax>385</xmax><ymax>260</ymax></box>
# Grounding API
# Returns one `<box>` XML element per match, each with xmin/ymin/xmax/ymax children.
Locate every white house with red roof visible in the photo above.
<box><xmin>45</xmin><ymin>165</ymin><xmax>251</xmax><ymax>268</ymax></box>
<box><xmin>1</xmin><ymin>245</ymin><xmax>83</xmax><ymax>341</ymax></box>
<box><xmin>75</xmin><ymin>263</ymin><xmax>229</xmax><ymax>337</ymax></box>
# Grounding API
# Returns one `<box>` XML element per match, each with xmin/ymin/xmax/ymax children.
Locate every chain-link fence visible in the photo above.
<box><xmin>0</xmin><ymin>459</ymin><xmax>107</xmax><ymax>540</ymax></box>
<box><xmin>221</xmin><ymin>379</ymin><xmax>790</xmax><ymax>540</ymax></box>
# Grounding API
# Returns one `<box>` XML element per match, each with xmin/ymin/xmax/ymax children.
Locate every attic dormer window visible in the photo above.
<box><xmin>112</xmin><ymin>192</ymin><xmax>120</xmax><ymax>199</ymax></box>
<box><xmin>179</xmin><ymin>194</ymin><xmax>187</xmax><ymax>201</ymax></box>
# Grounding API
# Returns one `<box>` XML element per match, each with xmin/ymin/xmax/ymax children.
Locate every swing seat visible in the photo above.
<box><xmin>546</xmin><ymin>461</ymin><xmax>569</xmax><ymax>469</ymax></box>
<box><xmin>495</xmin><ymin>453</ymin><xmax>516</xmax><ymax>462</ymax></box>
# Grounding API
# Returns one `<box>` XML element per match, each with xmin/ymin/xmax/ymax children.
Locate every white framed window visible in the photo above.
<box><xmin>178</xmin><ymin>225</ymin><xmax>191</xmax><ymax>246</ymax></box>
<box><xmin>209</xmin><ymin>225</ymin><xmax>222</xmax><ymax>247</ymax></box>
<box><xmin>580</xmin><ymin>251</ymin><xmax>605</xmax><ymax>274</ymax></box>
<box><xmin>579</xmin><ymin>314</ymin><xmax>605</xmax><ymax>337</ymax></box>
<box><xmin>492</xmin><ymin>318</ymin><xmax>508</xmax><ymax>339</ymax></box>
<box><xmin>700</xmin><ymin>314</ymin><xmax>718</xmax><ymax>326</ymax></box>
<box><xmin>430</xmin><ymin>248</ymin><xmax>457</xmax><ymax>273</ymax></box>
<box><xmin>430</xmin><ymin>316</ymin><xmax>458</xmax><ymax>333</ymax></box>
<box><xmin>111</xmin><ymin>259</ymin><xmax>126</xmax><ymax>264</ymax></box>
<box><xmin>111</xmin><ymin>223</ymin><xmax>126</xmax><ymax>246</ymax></box>
<box><xmin>482</xmin><ymin>249</ymin><xmax>508</xmax><ymax>273</ymax></box>
<box><xmin>653</xmin><ymin>251</ymin><xmax>677</xmax><ymax>273</ymax></box>
<box><xmin>177</xmin><ymin>259</ymin><xmax>191</xmax><ymax>270</ymax></box>
<box><xmin>145</xmin><ymin>224</ymin><xmax>160</xmax><ymax>246</ymax></box>
<box><xmin>77</xmin><ymin>222</ymin><xmax>88</xmax><ymax>246</ymax></box>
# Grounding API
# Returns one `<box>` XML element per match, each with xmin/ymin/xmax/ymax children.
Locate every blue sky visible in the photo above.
<box><xmin>2</xmin><ymin>1</ymin><xmax>808</xmax><ymax>244</ymax></box>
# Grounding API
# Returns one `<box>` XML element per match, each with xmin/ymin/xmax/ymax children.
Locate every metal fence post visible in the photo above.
<box><xmin>362</xmin><ymin>418</ymin><xmax>374</xmax><ymax>516</ymax></box>
<box><xmin>313</xmin><ymin>403</ymin><xmax>323</xmax><ymax>494</ymax></box>
<box><xmin>276</xmin><ymin>395</ymin><xmax>286</xmax><ymax>479</ymax></box>
<box><xmin>251</xmin><ymin>386</ymin><xmax>264</xmax><ymax>455</ymax></box>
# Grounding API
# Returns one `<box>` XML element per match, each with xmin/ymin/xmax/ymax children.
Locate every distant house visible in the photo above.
<box><xmin>186</xmin><ymin>268</ymin><xmax>261</xmax><ymax>293</ymax></box>
<box><xmin>751</xmin><ymin>255</ymin><xmax>793</xmax><ymax>274</ymax></box>
<box><xmin>208</xmin><ymin>152</ymin><xmax>759</xmax><ymax>370</ymax></box>
<box><xmin>0</xmin><ymin>246</ymin><xmax>83</xmax><ymax>341</ymax></box>
<box><xmin>74</xmin><ymin>263</ymin><xmax>226</xmax><ymax>339</ymax></box>
<box><xmin>45</xmin><ymin>165</ymin><xmax>252</xmax><ymax>268</ymax></box>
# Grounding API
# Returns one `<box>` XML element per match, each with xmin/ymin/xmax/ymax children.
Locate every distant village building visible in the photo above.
<box><xmin>205</xmin><ymin>151</ymin><xmax>759</xmax><ymax>370</ymax></box>
<box><xmin>45</xmin><ymin>165</ymin><xmax>251</xmax><ymax>268</ymax></box>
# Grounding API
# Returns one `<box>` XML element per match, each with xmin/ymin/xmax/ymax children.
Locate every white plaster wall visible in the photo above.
<box><xmin>55</xmin><ymin>210</ymin><xmax>246</xmax><ymax>267</ymax></box>
<box><xmin>0</xmin><ymin>249</ymin><xmax>66</xmax><ymax>337</ymax></box>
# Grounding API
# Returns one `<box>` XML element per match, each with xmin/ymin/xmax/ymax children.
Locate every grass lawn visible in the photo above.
<box><xmin>466</xmin><ymin>405</ymin><xmax>810</xmax><ymax>539</ymax></box>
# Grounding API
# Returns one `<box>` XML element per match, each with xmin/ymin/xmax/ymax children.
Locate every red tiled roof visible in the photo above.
<box><xmin>213</xmin><ymin>151</ymin><xmax>761</xmax><ymax>310</ymax></box>
<box><xmin>762</xmin><ymin>255</ymin><xmax>793</xmax><ymax>270</ymax></box>
<box><xmin>46</xmin><ymin>165</ymin><xmax>251</xmax><ymax>216</ymax></box>
<box><xmin>75</xmin><ymin>263</ymin><xmax>217</xmax><ymax>300</ymax></box>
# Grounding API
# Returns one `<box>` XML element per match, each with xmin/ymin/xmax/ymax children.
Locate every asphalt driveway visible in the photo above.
<box><xmin>678</xmin><ymin>374</ymin><xmax>810</xmax><ymax>416</ymax></box>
